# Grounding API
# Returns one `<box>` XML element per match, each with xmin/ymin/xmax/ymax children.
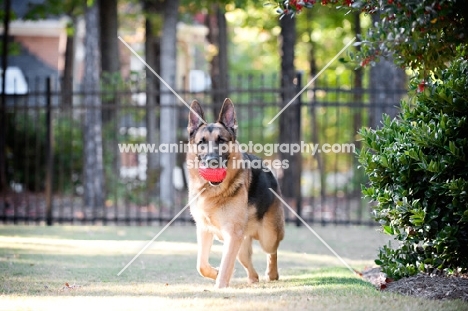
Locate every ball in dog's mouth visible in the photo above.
<box><xmin>198</xmin><ymin>167</ymin><xmax>227</xmax><ymax>185</ymax></box>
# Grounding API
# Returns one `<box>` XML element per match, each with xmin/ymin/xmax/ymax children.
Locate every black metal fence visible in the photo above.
<box><xmin>0</xmin><ymin>71</ymin><xmax>407</xmax><ymax>225</ymax></box>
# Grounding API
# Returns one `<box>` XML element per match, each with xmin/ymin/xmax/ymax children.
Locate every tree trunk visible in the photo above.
<box><xmin>279</xmin><ymin>16</ymin><xmax>301</xmax><ymax>218</ymax></box>
<box><xmin>206</xmin><ymin>4</ymin><xmax>229</xmax><ymax>117</ymax></box>
<box><xmin>369</xmin><ymin>14</ymin><xmax>406</xmax><ymax>129</ymax></box>
<box><xmin>61</xmin><ymin>21</ymin><xmax>74</xmax><ymax>107</ymax></box>
<box><xmin>100</xmin><ymin>0</ymin><xmax>120</xmax><ymax>123</ymax></box>
<box><xmin>305</xmin><ymin>9</ymin><xmax>325</xmax><ymax>208</ymax></box>
<box><xmin>83</xmin><ymin>0</ymin><xmax>105</xmax><ymax>217</ymax></box>
<box><xmin>159</xmin><ymin>0</ymin><xmax>179</xmax><ymax>208</ymax></box>
<box><xmin>353</xmin><ymin>13</ymin><xmax>363</xmax><ymax>142</ymax></box>
<box><xmin>100</xmin><ymin>0</ymin><xmax>120</xmax><ymax>75</ymax></box>
<box><xmin>145</xmin><ymin>5</ymin><xmax>161</xmax><ymax>197</ymax></box>
<box><xmin>353</xmin><ymin>12</ymin><xmax>365</xmax><ymax>205</ymax></box>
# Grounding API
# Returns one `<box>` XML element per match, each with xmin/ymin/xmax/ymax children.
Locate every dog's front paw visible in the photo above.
<box><xmin>248</xmin><ymin>276</ymin><xmax>259</xmax><ymax>284</ymax></box>
<box><xmin>247</xmin><ymin>271</ymin><xmax>259</xmax><ymax>284</ymax></box>
<box><xmin>198</xmin><ymin>265</ymin><xmax>219</xmax><ymax>280</ymax></box>
<box><xmin>214</xmin><ymin>281</ymin><xmax>229</xmax><ymax>289</ymax></box>
<box><xmin>265</xmin><ymin>272</ymin><xmax>279</xmax><ymax>281</ymax></box>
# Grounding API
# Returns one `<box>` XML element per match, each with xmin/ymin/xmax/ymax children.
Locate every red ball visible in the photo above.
<box><xmin>198</xmin><ymin>167</ymin><xmax>227</xmax><ymax>183</ymax></box>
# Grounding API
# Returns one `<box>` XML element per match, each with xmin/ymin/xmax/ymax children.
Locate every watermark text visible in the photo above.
<box><xmin>118</xmin><ymin>141</ymin><xmax>355</xmax><ymax>156</ymax></box>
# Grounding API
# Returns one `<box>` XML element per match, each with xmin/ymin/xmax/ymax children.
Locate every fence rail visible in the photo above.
<box><xmin>0</xmin><ymin>71</ymin><xmax>407</xmax><ymax>226</ymax></box>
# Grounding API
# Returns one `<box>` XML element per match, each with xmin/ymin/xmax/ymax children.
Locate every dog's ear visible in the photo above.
<box><xmin>188</xmin><ymin>100</ymin><xmax>205</xmax><ymax>136</ymax></box>
<box><xmin>217</xmin><ymin>98</ymin><xmax>237</xmax><ymax>135</ymax></box>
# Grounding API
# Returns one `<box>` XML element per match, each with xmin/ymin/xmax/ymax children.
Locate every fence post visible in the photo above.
<box><xmin>45</xmin><ymin>77</ymin><xmax>54</xmax><ymax>225</ymax></box>
<box><xmin>0</xmin><ymin>0</ymin><xmax>10</xmax><ymax>196</ymax></box>
<box><xmin>295</xmin><ymin>71</ymin><xmax>303</xmax><ymax>227</ymax></box>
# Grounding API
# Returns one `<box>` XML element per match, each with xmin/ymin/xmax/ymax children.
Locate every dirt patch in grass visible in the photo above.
<box><xmin>362</xmin><ymin>267</ymin><xmax>468</xmax><ymax>302</ymax></box>
<box><xmin>385</xmin><ymin>274</ymin><xmax>468</xmax><ymax>302</ymax></box>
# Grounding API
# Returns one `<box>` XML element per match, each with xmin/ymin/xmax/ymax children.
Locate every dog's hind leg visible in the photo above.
<box><xmin>237</xmin><ymin>236</ymin><xmax>259</xmax><ymax>284</ymax></box>
<box><xmin>265</xmin><ymin>253</ymin><xmax>279</xmax><ymax>281</ymax></box>
<box><xmin>258</xmin><ymin>207</ymin><xmax>284</xmax><ymax>281</ymax></box>
<box><xmin>259</xmin><ymin>234</ymin><xmax>280</xmax><ymax>281</ymax></box>
<box><xmin>196</xmin><ymin>228</ymin><xmax>218</xmax><ymax>280</ymax></box>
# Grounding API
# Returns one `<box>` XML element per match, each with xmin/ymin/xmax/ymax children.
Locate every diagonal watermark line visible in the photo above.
<box><xmin>268</xmin><ymin>37</ymin><xmax>356</xmax><ymax>125</ymax></box>
<box><xmin>117</xmin><ymin>188</ymin><xmax>206</xmax><ymax>276</ymax></box>
<box><xmin>118</xmin><ymin>36</ymin><xmax>206</xmax><ymax>123</ymax></box>
<box><xmin>269</xmin><ymin>188</ymin><xmax>357</xmax><ymax>275</ymax></box>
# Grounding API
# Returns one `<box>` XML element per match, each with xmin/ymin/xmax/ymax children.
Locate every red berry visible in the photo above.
<box><xmin>417</xmin><ymin>81</ymin><xmax>425</xmax><ymax>92</ymax></box>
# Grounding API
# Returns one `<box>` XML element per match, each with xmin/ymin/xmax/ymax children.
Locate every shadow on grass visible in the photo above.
<box><xmin>2</xmin><ymin>251</ymin><xmax>373</xmax><ymax>297</ymax></box>
<box><xmin>285</xmin><ymin>274</ymin><xmax>372</xmax><ymax>290</ymax></box>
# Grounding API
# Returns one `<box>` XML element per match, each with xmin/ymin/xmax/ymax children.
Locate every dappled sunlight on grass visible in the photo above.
<box><xmin>0</xmin><ymin>236</ymin><xmax>200</xmax><ymax>255</ymax></box>
<box><xmin>0</xmin><ymin>225</ymin><xmax>198</xmax><ymax>241</ymax></box>
<box><xmin>1</xmin><ymin>225</ymin><xmax>467</xmax><ymax>310</ymax></box>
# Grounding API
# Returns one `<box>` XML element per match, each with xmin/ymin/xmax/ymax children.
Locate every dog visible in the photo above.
<box><xmin>187</xmin><ymin>98</ymin><xmax>285</xmax><ymax>288</ymax></box>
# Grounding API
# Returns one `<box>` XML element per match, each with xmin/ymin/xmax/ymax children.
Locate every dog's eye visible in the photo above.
<box><xmin>218</xmin><ymin>137</ymin><xmax>227</xmax><ymax>143</ymax></box>
<box><xmin>197</xmin><ymin>138</ymin><xmax>206</xmax><ymax>145</ymax></box>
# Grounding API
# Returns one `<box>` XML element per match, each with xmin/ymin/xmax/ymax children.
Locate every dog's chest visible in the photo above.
<box><xmin>198</xmin><ymin>213</ymin><xmax>224</xmax><ymax>241</ymax></box>
<box><xmin>190</xmin><ymin>200</ymin><xmax>223</xmax><ymax>235</ymax></box>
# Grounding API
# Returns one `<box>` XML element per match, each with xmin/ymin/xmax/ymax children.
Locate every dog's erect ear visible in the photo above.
<box><xmin>217</xmin><ymin>98</ymin><xmax>237</xmax><ymax>133</ymax></box>
<box><xmin>188</xmin><ymin>100</ymin><xmax>205</xmax><ymax>136</ymax></box>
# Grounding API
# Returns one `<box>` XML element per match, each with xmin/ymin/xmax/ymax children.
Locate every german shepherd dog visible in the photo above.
<box><xmin>187</xmin><ymin>98</ymin><xmax>285</xmax><ymax>288</ymax></box>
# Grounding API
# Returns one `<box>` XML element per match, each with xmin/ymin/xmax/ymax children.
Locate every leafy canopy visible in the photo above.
<box><xmin>275</xmin><ymin>0</ymin><xmax>468</xmax><ymax>73</ymax></box>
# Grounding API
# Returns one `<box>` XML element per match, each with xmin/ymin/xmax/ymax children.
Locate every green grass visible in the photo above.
<box><xmin>0</xmin><ymin>225</ymin><xmax>467</xmax><ymax>310</ymax></box>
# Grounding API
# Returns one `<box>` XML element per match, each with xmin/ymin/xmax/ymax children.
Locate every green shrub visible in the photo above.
<box><xmin>6</xmin><ymin>112</ymin><xmax>83</xmax><ymax>193</ymax></box>
<box><xmin>358</xmin><ymin>58</ymin><xmax>468</xmax><ymax>279</ymax></box>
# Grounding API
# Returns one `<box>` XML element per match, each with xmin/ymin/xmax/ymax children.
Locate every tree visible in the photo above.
<box><xmin>278</xmin><ymin>12</ymin><xmax>302</xmax><ymax>220</ymax></box>
<box><xmin>178</xmin><ymin>0</ymin><xmax>231</xmax><ymax>115</ymax></box>
<box><xmin>25</xmin><ymin>0</ymin><xmax>83</xmax><ymax>107</ymax></box>
<box><xmin>83</xmin><ymin>0</ymin><xmax>105</xmax><ymax>215</ymax></box>
<box><xmin>159</xmin><ymin>0</ymin><xmax>180</xmax><ymax>208</ymax></box>
<box><xmin>295</xmin><ymin>5</ymin><xmax>355</xmax><ymax>203</ymax></box>
<box><xmin>143</xmin><ymin>0</ymin><xmax>162</xmax><ymax>199</ymax></box>
<box><xmin>276</xmin><ymin>0</ymin><xmax>468</xmax><ymax>75</ymax></box>
<box><xmin>100</xmin><ymin>0</ymin><xmax>120</xmax><ymax>76</ymax></box>
<box><xmin>205</xmin><ymin>3</ymin><xmax>229</xmax><ymax>117</ymax></box>
<box><xmin>100</xmin><ymin>0</ymin><xmax>120</xmax><ymax>122</ymax></box>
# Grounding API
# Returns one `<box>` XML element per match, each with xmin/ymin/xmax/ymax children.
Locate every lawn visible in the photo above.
<box><xmin>1</xmin><ymin>225</ymin><xmax>467</xmax><ymax>311</ymax></box>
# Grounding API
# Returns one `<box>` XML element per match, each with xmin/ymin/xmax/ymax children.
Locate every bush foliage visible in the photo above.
<box><xmin>6</xmin><ymin>112</ymin><xmax>83</xmax><ymax>193</ymax></box>
<box><xmin>358</xmin><ymin>57</ymin><xmax>468</xmax><ymax>279</ymax></box>
<box><xmin>276</xmin><ymin>0</ymin><xmax>468</xmax><ymax>74</ymax></box>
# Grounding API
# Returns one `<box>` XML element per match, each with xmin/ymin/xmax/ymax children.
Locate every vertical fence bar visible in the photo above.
<box><xmin>57</xmin><ymin>78</ymin><xmax>64</xmax><ymax>224</ymax></box>
<box><xmin>12</xmin><ymin>80</ymin><xmax>18</xmax><ymax>224</ymax></box>
<box><xmin>23</xmin><ymin>83</ymin><xmax>31</xmax><ymax>224</ymax></box>
<box><xmin>45</xmin><ymin>77</ymin><xmax>54</xmax><ymax>226</ymax></box>
<box><xmin>333</xmin><ymin>76</ymin><xmax>340</xmax><ymax>225</ymax></box>
<box><xmin>295</xmin><ymin>71</ymin><xmax>303</xmax><ymax>227</ymax></box>
<box><xmin>0</xmin><ymin>0</ymin><xmax>10</xmax><ymax>205</ymax></box>
<box><xmin>320</xmin><ymin>76</ymin><xmax>328</xmax><ymax>225</ymax></box>
<box><xmin>67</xmin><ymin>94</ymin><xmax>74</xmax><ymax>224</ymax></box>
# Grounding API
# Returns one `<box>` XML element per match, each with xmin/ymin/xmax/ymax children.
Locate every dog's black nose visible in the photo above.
<box><xmin>205</xmin><ymin>155</ymin><xmax>220</xmax><ymax>168</ymax></box>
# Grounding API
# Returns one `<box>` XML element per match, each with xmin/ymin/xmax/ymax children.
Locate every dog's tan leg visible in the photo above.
<box><xmin>196</xmin><ymin>227</ymin><xmax>218</xmax><ymax>280</ymax></box>
<box><xmin>260</xmin><ymin>228</ymin><xmax>280</xmax><ymax>281</ymax></box>
<box><xmin>258</xmin><ymin>206</ymin><xmax>284</xmax><ymax>281</ymax></box>
<box><xmin>215</xmin><ymin>231</ymin><xmax>243</xmax><ymax>288</ymax></box>
<box><xmin>237</xmin><ymin>236</ymin><xmax>259</xmax><ymax>284</ymax></box>
<box><xmin>265</xmin><ymin>253</ymin><xmax>279</xmax><ymax>281</ymax></box>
